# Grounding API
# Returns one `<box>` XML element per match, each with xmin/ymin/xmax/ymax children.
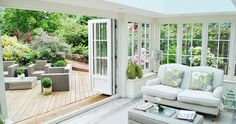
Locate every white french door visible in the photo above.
<box><xmin>88</xmin><ymin>19</ymin><xmax>115</xmax><ymax>95</ymax></box>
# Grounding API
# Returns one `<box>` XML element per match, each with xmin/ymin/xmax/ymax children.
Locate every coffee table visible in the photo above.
<box><xmin>128</xmin><ymin>105</ymin><xmax>203</xmax><ymax>124</ymax></box>
<box><xmin>4</xmin><ymin>77</ymin><xmax>37</xmax><ymax>90</ymax></box>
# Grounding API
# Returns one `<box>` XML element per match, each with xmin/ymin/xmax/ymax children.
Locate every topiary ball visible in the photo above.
<box><xmin>136</xmin><ymin>64</ymin><xmax>143</xmax><ymax>78</ymax></box>
<box><xmin>127</xmin><ymin>61</ymin><xmax>136</xmax><ymax>79</ymax></box>
<box><xmin>41</xmin><ymin>77</ymin><xmax>53</xmax><ymax>88</ymax></box>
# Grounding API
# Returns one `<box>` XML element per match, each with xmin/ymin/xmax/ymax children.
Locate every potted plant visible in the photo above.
<box><xmin>16</xmin><ymin>66</ymin><xmax>25</xmax><ymax>79</ymax></box>
<box><xmin>54</xmin><ymin>60</ymin><xmax>66</xmax><ymax>67</ymax></box>
<box><xmin>0</xmin><ymin>114</ymin><xmax>3</xmax><ymax>124</ymax></box>
<box><xmin>41</xmin><ymin>77</ymin><xmax>53</xmax><ymax>95</ymax></box>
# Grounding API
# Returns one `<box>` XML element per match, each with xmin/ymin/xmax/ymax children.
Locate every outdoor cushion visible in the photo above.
<box><xmin>189</xmin><ymin>71</ymin><xmax>214</xmax><ymax>92</ymax></box>
<box><xmin>177</xmin><ymin>89</ymin><xmax>221</xmax><ymax>107</ymax></box>
<box><xmin>161</xmin><ymin>68</ymin><xmax>184</xmax><ymax>87</ymax></box>
<box><xmin>4</xmin><ymin>71</ymin><xmax>8</xmax><ymax>76</ymax></box>
<box><xmin>32</xmin><ymin>71</ymin><xmax>45</xmax><ymax>75</ymax></box>
<box><xmin>142</xmin><ymin>85</ymin><xmax>183</xmax><ymax>100</ymax></box>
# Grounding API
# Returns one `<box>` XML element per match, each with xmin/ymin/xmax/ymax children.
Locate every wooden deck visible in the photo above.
<box><xmin>6</xmin><ymin>71</ymin><xmax>98</xmax><ymax>123</ymax></box>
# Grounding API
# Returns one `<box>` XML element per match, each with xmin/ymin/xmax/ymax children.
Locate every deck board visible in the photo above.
<box><xmin>6</xmin><ymin>71</ymin><xmax>98</xmax><ymax>123</ymax></box>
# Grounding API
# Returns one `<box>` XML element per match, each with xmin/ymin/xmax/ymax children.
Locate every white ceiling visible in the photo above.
<box><xmin>41</xmin><ymin>0</ymin><xmax>236</xmax><ymax>16</ymax></box>
<box><xmin>40</xmin><ymin>0</ymin><xmax>161</xmax><ymax>17</ymax></box>
<box><xmin>105</xmin><ymin>0</ymin><xmax>236</xmax><ymax>15</ymax></box>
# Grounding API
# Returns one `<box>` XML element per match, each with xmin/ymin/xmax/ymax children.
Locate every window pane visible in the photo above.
<box><xmin>169</xmin><ymin>40</ymin><xmax>177</xmax><ymax>54</ymax></box>
<box><xmin>160</xmin><ymin>40</ymin><xmax>168</xmax><ymax>54</ymax></box>
<box><xmin>208</xmin><ymin>23</ymin><xmax>219</xmax><ymax>41</ymax></box>
<box><xmin>183</xmin><ymin>23</ymin><xmax>192</xmax><ymax>39</ymax></box>
<box><xmin>160</xmin><ymin>24</ymin><xmax>177</xmax><ymax>64</ymax></box>
<box><xmin>220</xmin><ymin>23</ymin><xmax>231</xmax><ymax>40</ymax></box>
<box><xmin>182</xmin><ymin>39</ymin><xmax>191</xmax><ymax>55</ymax></box>
<box><xmin>169</xmin><ymin>55</ymin><xmax>176</xmax><ymax>63</ymax></box>
<box><xmin>160</xmin><ymin>24</ymin><xmax>168</xmax><ymax>39</ymax></box>
<box><xmin>218</xmin><ymin>58</ymin><xmax>228</xmax><ymax>75</ymax></box>
<box><xmin>193</xmin><ymin>23</ymin><xmax>203</xmax><ymax>39</ymax></box>
<box><xmin>219</xmin><ymin>41</ymin><xmax>229</xmax><ymax>57</ymax></box>
<box><xmin>208</xmin><ymin>40</ymin><xmax>218</xmax><ymax>57</ymax></box>
<box><xmin>182</xmin><ymin>55</ymin><xmax>191</xmax><ymax>66</ymax></box>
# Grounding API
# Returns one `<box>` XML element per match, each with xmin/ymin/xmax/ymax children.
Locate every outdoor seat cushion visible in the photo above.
<box><xmin>177</xmin><ymin>90</ymin><xmax>221</xmax><ymax>107</ymax></box>
<box><xmin>142</xmin><ymin>85</ymin><xmax>183</xmax><ymax>100</ymax></box>
<box><xmin>32</xmin><ymin>71</ymin><xmax>45</xmax><ymax>75</ymax></box>
<box><xmin>4</xmin><ymin>71</ymin><xmax>8</xmax><ymax>76</ymax></box>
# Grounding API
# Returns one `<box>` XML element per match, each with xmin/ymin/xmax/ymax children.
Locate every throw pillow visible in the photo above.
<box><xmin>190</xmin><ymin>71</ymin><xmax>214</xmax><ymax>92</ymax></box>
<box><xmin>161</xmin><ymin>68</ymin><xmax>185</xmax><ymax>87</ymax></box>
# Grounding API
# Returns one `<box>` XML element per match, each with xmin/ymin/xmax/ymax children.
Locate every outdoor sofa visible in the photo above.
<box><xmin>41</xmin><ymin>64</ymin><xmax>72</xmax><ymax>91</ymax></box>
<box><xmin>28</xmin><ymin>60</ymin><xmax>51</xmax><ymax>79</ymax></box>
<box><xmin>3</xmin><ymin>61</ymin><xmax>19</xmax><ymax>77</ymax></box>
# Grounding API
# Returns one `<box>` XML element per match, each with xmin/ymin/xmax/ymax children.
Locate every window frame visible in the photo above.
<box><xmin>128</xmin><ymin>21</ymin><xmax>151</xmax><ymax>72</ymax></box>
<box><xmin>158</xmin><ymin>20</ymin><xmax>235</xmax><ymax>77</ymax></box>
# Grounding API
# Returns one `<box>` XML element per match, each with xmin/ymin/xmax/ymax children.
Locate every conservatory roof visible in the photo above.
<box><xmin>105</xmin><ymin>0</ymin><xmax>236</xmax><ymax>15</ymax></box>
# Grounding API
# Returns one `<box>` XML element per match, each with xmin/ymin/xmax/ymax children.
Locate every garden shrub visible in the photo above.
<box><xmin>16</xmin><ymin>66</ymin><xmax>25</xmax><ymax>75</ymax></box>
<box><xmin>54</xmin><ymin>60</ymin><xmax>66</xmax><ymax>67</ymax></box>
<box><xmin>1</xmin><ymin>35</ymin><xmax>36</xmax><ymax>65</ymax></box>
<box><xmin>31</xmin><ymin>32</ymin><xmax>71</xmax><ymax>63</ymax></box>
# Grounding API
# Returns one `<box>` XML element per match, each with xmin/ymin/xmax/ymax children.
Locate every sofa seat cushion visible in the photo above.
<box><xmin>177</xmin><ymin>90</ymin><xmax>220</xmax><ymax>107</ymax></box>
<box><xmin>142</xmin><ymin>85</ymin><xmax>183</xmax><ymax>100</ymax></box>
<box><xmin>4</xmin><ymin>71</ymin><xmax>8</xmax><ymax>76</ymax></box>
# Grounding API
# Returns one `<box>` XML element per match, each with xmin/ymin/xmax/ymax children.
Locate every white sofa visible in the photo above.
<box><xmin>142</xmin><ymin>64</ymin><xmax>224</xmax><ymax>116</ymax></box>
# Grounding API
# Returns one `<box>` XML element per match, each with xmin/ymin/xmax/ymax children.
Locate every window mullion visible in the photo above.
<box><xmin>201</xmin><ymin>22</ymin><xmax>208</xmax><ymax>66</ymax></box>
<box><xmin>138</xmin><ymin>22</ymin><xmax>142</xmax><ymax>64</ymax></box>
<box><xmin>217</xmin><ymin>23</ymin><xmax>221</xmax><ymax>68</ymax></box>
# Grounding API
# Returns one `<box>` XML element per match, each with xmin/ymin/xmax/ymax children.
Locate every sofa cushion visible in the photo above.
<box><xmin>142</xmin><ymin>85</ymin><xmax>183</xmax><ymax>100</ymax></box>
<box><xmin>177</xmin><ymin>90</ymin><xmax>221</xmax><ymax>107</ymax></box>
<box><xmin>161</xmin><ymin>68</ymin><xmax>184</xmax><ymax>87</ymax></box>
<box><xmin>189</xmin><ymin>71</ymin><xmax>214</xmax><ymax>92</ymax></box>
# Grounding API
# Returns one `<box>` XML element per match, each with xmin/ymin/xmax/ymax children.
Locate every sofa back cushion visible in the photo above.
<box><xmin>161</xmin><ymin>67</ymin><xmax>184</xmax><ymax>87</ymax></box>
<box><xmin>189</xmin><ymin>71</ymin><xmax>214</xmax><ymax>92</ymax></box>
<box><xmin>158</xmin><ymin>64</ymin><xmax>190</xmax><ymax>89</ymax></box>
<box><xmin>190</xmin><ymin>66</ymin><xmax>224</xmax><ymax>90</ymax></box>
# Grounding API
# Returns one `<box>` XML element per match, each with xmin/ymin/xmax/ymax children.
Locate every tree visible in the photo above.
<box><xmin>56</xmin><ymin>15</ymin><xmax>88</xmax><ymax>47</ymax></box>
<box><xmin>1</xmin><ymin>8</ymin><xmax>62</xmax><ymax>42</ymax></box>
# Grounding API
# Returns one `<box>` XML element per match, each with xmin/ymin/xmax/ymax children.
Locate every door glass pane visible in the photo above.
<box><xmin>100</xmin><ymin>41</ymin><xmax>107</xmax><ymax>57</ymax></box>
<box><xmin>193</xmin><ymin>23</ymin><xmax>203</xmax><ymax>39</ymax></box>
<box><xmin>96</xmin><ymin>23</ymin><xmax>100</xmax><ymax>40</ymax></box>
<box><xmin>96</xmin><ymin>59</ymin><xmax>107</xmax><ymax>75</ymax></box>
<box><xmin>96</xmin><ymin>41</ymin><xmax>100</xmax><ymax>57</ymax></box>
<box><xmin>182</xmin><ymin>39</ymin><xmax>191</xmax><ymax>55</ymax></box>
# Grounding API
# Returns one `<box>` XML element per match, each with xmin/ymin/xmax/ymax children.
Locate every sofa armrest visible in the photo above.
<box><xmin>8</xmin><ymin>64</ymin><xmax>19</xmax><ymax>77</ymax></box>
<box><xmin>28</xmin><ymin>64</ymin><xmax>35</xmax><ymax>75</ymax></box>
<box><xmin>213</xmin><ymin>86</ymin><xmax>223</xmax><ymax>99</ymax></box>
<box><xmin>146</xmin><ymin>78</ymin><xmax>161</xmax><ymax>86</ymax></box>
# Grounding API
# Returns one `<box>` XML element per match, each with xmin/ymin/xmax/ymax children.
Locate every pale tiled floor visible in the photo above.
<box><xmin>59</xmin><ymin>98</ymin><xmax>236</xmax><ymax>124</ymax></box>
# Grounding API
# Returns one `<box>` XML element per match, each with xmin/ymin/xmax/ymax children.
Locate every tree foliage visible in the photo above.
<box><xmin>1</xmin><ymin>8</ymin><xmax>62</xmax><ymax>41</ymax></box>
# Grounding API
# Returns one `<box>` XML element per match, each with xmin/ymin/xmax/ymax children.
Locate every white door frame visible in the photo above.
<box><xmin>0</xmin><ymin>32</ymin><xmax>8</xmax><ymax>119</ymax></box>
